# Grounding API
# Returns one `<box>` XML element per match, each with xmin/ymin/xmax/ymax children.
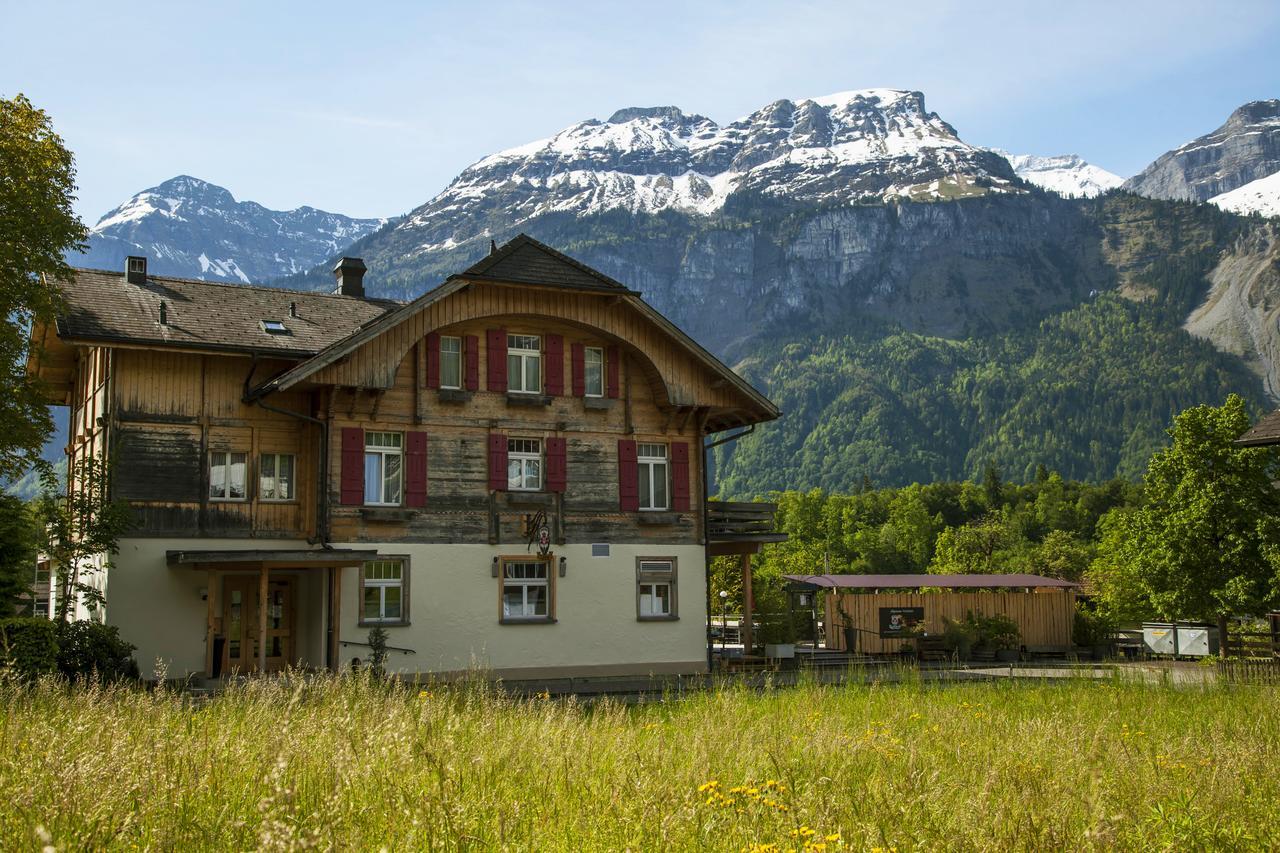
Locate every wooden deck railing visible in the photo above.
<box><xmin>706</xmin><ymin>501</ymin><xmax>787</xmax><ymax>544</ymax></box>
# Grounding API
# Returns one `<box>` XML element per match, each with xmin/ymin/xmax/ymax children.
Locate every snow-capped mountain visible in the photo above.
<box><xmin>397</xmin><ymin>89</ymin><xmax>1021</xmax><ymax>255</ymax></box>
<box><xmin>1210</xmin><ymin>170</ymin><xmax>1280</xmax><ymax>218</ymax></box>
<box><xmin>998</xmin><ymin>152</ymin><xmax>1123</xmax><ymax>198</ymax></box>
<box><xmin>1123</xmin><ymin>100</ymin><xmax>1280</xmax><ymax>202</ymax></box>
<box><xmin>74</xmin><ymin>176</ymin><xmax>387</xmax><ymax>282</ymax></box>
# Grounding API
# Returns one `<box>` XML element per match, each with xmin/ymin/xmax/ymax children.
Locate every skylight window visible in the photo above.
<box><xmin>261</xmin><ymin>320</ymin><xmax>289</xmax><ymax>335</ymax></box>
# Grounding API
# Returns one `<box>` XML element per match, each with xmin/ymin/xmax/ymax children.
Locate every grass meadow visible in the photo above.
<box><xmin>1</xmin><ymin>671</ymin><xmax>1278</xmax><ymax>851</ymax></box>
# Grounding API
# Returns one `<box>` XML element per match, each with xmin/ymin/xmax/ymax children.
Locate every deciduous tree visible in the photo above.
<box><xmin>0</xmin><ymin>94</ymin><xmax>86</xmax><ymax>481</ymax></box>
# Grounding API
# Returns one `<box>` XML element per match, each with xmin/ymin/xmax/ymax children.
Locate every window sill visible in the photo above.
<box><xmin>437</xmin><ymin>388</ymin><xmax>472</xmax><ymax>404</ymax></box>
<box><xmin>637</xmin><ymin>512</ymin><xmax>680</xmax><ymax>526</ymax></box>
<box><xmin>259</xmin><ymin>499</ymin><xmax>299</xmax><ymax>505</ymax></box>
<box><xmin>583</xmin><ymin>397</ymin><xmax>612</xmax><ymax>411</ymax></box>
<box><xmin>637</xmin><ymin>615</ymin><xmax>680</xmax><ymax>622</ymax></box>
<box><xmin>357</xmin><ymin>620</ymin><xmax>410</xmax><ymax>629</ymax></box>
<box><xmin>499</xmin><ymin>617</ymin><xmax>558</xmax><ymax>626</ymax></box>
<box><xmin>506</xmin><ymin>392</ymin><xmax>552</xmax><ymax>407</ymax></box>
<box><xmin>360</xmin><ymin>507</ymin><xmax>416</xmax><ymax>522</ymax></box>
<box><xmin>209</xmin><ymin>498</ymin><xmax>249</xmax><ymax>504</ymax></box>
<box><xmin>505</xmin><ymin>491</ymin><xmax>553</xmax><ymax>507</ymax></box>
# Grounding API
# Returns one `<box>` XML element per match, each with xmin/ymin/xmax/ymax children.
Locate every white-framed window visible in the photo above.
<box><xmin>209</xmin><ymin>451</ymin><xmax>247</xmax><ymax>501</ymax></box>
<box><xmin>502</xmin><ymin>558</ymin><xmax>551</xmax><ymax>621</ymax></box>
<box><xmin>364</xmin><ymin>432</ymin><xmax>403</xmax><ymax>505</ymax></box>
<box><xmin>507</xmin><ymin>438</ymin><xmax>542</xmax><ymax>491</ymax></box>
<box><xmin>360</xmin><ymin>559</ymin><xmax>408</xmax><ymax>624</ymax></box>
<box><xmin>507</xmin><ymin>334</ymin><xmax>541</xmax><ymax>394</ymax></box>
<box><xmin>440</xmin><ymin>335</ymin><xmax>462</xmax><ymax>389</ymax></box>
<box><xmin>33</xmin><ymin>598</ymin><xmax>49</xmax><ymax>619</ymax></box>
<box><xmin>259</xmin><ymin>453</ymin><xmax>295</xmax><ymax>501</ymax></box>
<box><xmin>636</xmin><ymin>558</ymin><xmax>677</xmax><ymax>620</ymax></box>
<box><xmin>584</xmin><ymin>346</ymin><xmax>604</xmax><ymax>397</ymax></box>
<box><xmin>637</xmin><ymin>443</ymin><xmax>668</xmax><ymax>511</ymax></box>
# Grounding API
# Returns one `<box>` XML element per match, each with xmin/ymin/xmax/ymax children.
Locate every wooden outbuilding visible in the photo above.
<box><xmin>785</xmin><ymin>573</ymin><xmax>1078</xmax><ymax>655</ymax></box>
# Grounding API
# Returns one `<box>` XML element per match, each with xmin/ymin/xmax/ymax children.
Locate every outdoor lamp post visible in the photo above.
<box><xmin>719</xmin><ymin>590</ymin><xmax>729</xmax><ymax>658</ymax></box>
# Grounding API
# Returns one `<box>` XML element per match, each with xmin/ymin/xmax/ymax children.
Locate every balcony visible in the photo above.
<box><xmin>706</xmin><ymin>501</ymin><xmax>787</xmax><ymax>556</ymax></box>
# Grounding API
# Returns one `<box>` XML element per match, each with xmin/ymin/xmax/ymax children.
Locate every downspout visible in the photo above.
<box><xmin>244</xmin><ymin>366</ymin><xmax>338</xmax><ymax>673</ymax></box>
<box><xmin>242</xmin><ymin>358</ymin><xmax>330</xmax><ymax>546</ymax></box>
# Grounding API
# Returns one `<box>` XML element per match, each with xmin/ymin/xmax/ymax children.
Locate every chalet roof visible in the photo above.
<box><xmin>250</xmin><ymin>235</ymin><xmax>780</xmax><ymax>428</ymax></box>
<box><xmin>1236</xmin><ymin>410</ymin><xmax>1280</xmax><ymax>447</ymax></box>
<box><xmin>48</xmin><ymin>268</ymin><xmax>397</xmax><ymax>357</ymax></box>
<box><xmin>783</xmin><ymin>573</ymin><xmax>1079</xmax><ymax>590</ymax></box>
<box><xmin>453</xmin><ymin>234</ymin><xmax>639</xmax><ymax>294</ymax></box>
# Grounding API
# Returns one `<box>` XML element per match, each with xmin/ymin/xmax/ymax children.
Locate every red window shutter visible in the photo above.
<box><xmin>464</xmin><ymin>335</ymin><xmax>479</xmax><ymax>391</ymax></box>
<box><xmin>486</xmin><ymin>329</ymin><xmax>507</xmax><ymax>391</ymax></box>
<box><xmin>570</xmin><ymin>343</ymin><xmax>585</xmax><ymax>396</ymax></box>
<box><xmin>488</xmin><ymin>433</ymin><xmax>508</xmax><ymax>491</ymax></box>
<box><xmin>405</xmin><ymin>431</ymin><xmax>428</xmax><ymax>507</ymax></box>
<box><xmin>606</xmin><ymin>345</ymin><xmax>620</xmax><ymax>399</ymax></box>
<box><xmin>339</xmin><ymin>427</ymin><xmax>364</xmax><ymax>506</ymax></box>
<box><xmin>618</xmin><ymin>438</ymin><xmax>638</xmax><ymax>511</ymax></box>
<box><xmin>424</xmin><ymin>333</ymin><xmax>440</xmax><ymax>389</ymax></box>
<box><xmin>671</xmin><ymin>441</ymin><xmax>691</xmax><ymax>512</ymax></box>
<box><xmin>546</xmin><ymin>437</ymin><xmax>567</xmax><ymax>493</ymax></box>
<box><xmin>544</xmin><ymin>334</ymin><xmax>564</xmax><ymax>396</ymax></box>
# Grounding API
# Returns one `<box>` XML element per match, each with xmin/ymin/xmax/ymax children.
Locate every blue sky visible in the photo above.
<box><xmin>4</xmin><ymin>0</ymin><xmax>1279</xmax><ymax>223</ymax></box>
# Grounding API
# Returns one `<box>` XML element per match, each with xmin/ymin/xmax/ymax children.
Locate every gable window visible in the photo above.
<box><xmin>440</xmin><ymin>336</ymin><xmax>462</xmax><ymax>389</ymax></box>
<box><xmin>637</xmin><ymin>443</ymin><xmax>668</xmax><ymax>511</ymax></box>
<box><xmin>507</xmin><ymin>334</ymin><xmax>541</xmax><ymax>394</ymax></box>
<box><xmin>501</xmin><ymin>558</ymin><xmax>552</xmax><ymax>622</ymax></box>
<box><xmin>209</xmin><ymin>451</ymin><xmax>247</xmax><ymax>501</ymax></box>
<box><xmin>507</xmin><ymin>438</ymin><xmax>542</xmax><ymax>491</ymax></box>
<box><xmin>637</xmin><ymin>558</ymin><xmax>678</xmax><ymax>620</ymax></box>
<box><xmin>360</xmin><ymin>558</ymin><xmax>408</xmax><ymax>625</ymax></box>
<box><xmin>584</xmin><ymin>346</ymin><xmax>604</xmax><ymax>397</ymax></box>
<box><xmin>259</xmin><ymin>453</ymin><xmax>295</xmax><ymax>501</ymax></box>
<box><xmin>364</xmin><ymin>432</ymin><xmax>403</xmax><ymax>505</ymax></box>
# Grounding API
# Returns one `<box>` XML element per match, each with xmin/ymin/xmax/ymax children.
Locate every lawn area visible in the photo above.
<box><xmin>1</xmin><ymin>672</ymin><xmax>1277</xmax><ymax>851</ymax></box>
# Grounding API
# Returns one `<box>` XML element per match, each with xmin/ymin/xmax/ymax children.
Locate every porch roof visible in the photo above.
<box><xmin>167</xmin><ymin>548</ymin><xmax>380</xmax><ymax>569</ymax></box>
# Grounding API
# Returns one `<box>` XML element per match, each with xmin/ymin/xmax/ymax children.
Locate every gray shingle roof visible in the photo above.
<box><xmin>453</xmin><ymin>233</ymin><xmax>638</xmax><ymax>294</ymax></box>
<box><xmin>52</xmin><ymin>268</ymin><xmax>398</xmax><ymax>357</ymax></box>
<box><xmin>1236</xmin><ymin>410</ymin><xmax>1280</xmax><ymax>447</ymax></box>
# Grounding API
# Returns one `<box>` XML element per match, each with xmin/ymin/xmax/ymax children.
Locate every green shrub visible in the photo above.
<box><xmin>55</xmin><ymin>620</ymin><xmax>138</xmax><ymax>682</ymax></box>
<box><xmin>0</xmin><ymin>617</ymin><xmax>58</xmax><ymax>680</ymax></box>
<box><xmin>1073</xmin><ymin>605</ymin><xmax>1116</xmax><ymax>647</ymax></box>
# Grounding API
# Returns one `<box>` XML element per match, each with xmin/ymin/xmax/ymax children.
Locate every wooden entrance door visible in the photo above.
<box><xmin>221</xmin><ymin>576</ymin><xmax>295</xmax><ymax>673</ymax></box>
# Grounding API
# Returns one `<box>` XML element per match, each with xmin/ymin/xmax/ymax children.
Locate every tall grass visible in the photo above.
<box><xmin>1</xmin><ymin>670</ymin><xmax>1277</xmax><ymax>851</ymax></box>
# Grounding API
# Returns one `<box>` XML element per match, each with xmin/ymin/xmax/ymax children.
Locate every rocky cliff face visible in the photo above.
<box><xmin>74</xmin><ymin>176</ymin><xmax>386</xmax><ymax>282</ymax></box>
<box><xmin>1123</xmin><ymin>100</ymin><xmax>1280</xmax><ymax>202</ymax></box>
<box><xmin>1184</xmin><ymin>224</ymin><xmax>1280</xmax><ymax>397</ymax></box>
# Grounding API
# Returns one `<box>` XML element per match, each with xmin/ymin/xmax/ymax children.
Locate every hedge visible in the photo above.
<box><xmin>0</xmin><ymin>618</ymin><xmax>58</xmax><ymax>681</ymax></box>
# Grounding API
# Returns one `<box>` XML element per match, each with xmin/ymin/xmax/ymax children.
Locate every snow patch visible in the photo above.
<box><xmin>1211</xmin><ymin>170</ymin><xmax>1280</xmax><ymax>218</ymax></box>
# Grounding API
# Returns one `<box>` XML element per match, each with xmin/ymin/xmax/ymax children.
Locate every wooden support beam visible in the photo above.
<box><xmin>328</xmin><ymin>566</ymin><xmax>342</xmax><ymax>672</ymax></box>
<box><xmin>370</xmin><ymin>388</ymin><xmax>384</xmax><ymax>421</ymax></box>
<box><xmin>258</xmin><ymin>564</ymin><xmax>269</xmax><ymax>673</ymax></box>
<box><xmin>741</xmin><ymin>552</ymin><xmax>754</xmax><ymax>655</ymax></box>
<box><xmin>204</xmin><ymin>568</ymin><xmax>216</xmax><ymax>677</ymax></box>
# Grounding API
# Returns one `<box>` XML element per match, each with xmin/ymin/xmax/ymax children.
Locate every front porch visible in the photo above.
<box><xmin>706</xmin><ymin>500</ymin><xmax>788</xmax><ymax>657</ymax></box>
<box><xmin>167</xmin><ymin>548</ymin><xmax>379</xmax><ymax>676</ymax></box>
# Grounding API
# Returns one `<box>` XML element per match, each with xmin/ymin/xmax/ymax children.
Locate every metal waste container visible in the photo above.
<box><xmin>1142</xmin><ymin>622</ymin><xmax>1218</xmax><ymax>657</ymax></box>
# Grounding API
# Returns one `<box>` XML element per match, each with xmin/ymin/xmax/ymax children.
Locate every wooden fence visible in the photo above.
<box><xmin>825</xmin><ymin>590</ymin><xmax>1076</xmax><ymax>655</ymax></box>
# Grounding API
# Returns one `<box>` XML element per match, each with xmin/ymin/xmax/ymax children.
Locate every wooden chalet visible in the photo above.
<box><xmin>28</xmin><ymin>235</ymin><xmax>781</xmax><ymax>680</ymax></box>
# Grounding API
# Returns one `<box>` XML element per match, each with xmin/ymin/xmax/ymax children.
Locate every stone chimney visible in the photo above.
<box><xmin>333</xmin><ymin>257</ymin><xmax>367</xmax><ymax>298</ymax></box>
<box><xmin>125</xmin><ymin>255</ymin><xmax>147</xmax><ymax>285</ymax></box>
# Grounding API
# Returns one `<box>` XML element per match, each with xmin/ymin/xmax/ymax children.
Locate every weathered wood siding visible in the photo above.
<box><xmin>110</xmin><ymin>349</ymin><xmax>317</xmax><ymax>539</ymax></box>
<box><xmin>308</xmin><ymin>285</ymin><xmax>747</xmax><ymax>413</ymax></box>
<box><xmin>67</xmin><ymin>345</ymin><xmax>112</xmax><ymax>499</ymax></box>
<box><xmin>826</xmin><ymin>590</ymin><xmax>1077</xmax><ymax>653</ymax></box>
<box><xmin>326</xmin><ymin>317</ymin><xmax>703</xmax><ymax>545</ymax></box>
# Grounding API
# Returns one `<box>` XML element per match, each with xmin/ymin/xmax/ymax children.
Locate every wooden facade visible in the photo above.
<box><xmin>29</xmin><ymin>236</ymin><xmax>782</xmax><ymax>679</ymax></box>
<box><xmin>825</xmin><ymin>590</ymin><xmax>1077</xmax><ymax>654</ymax></box>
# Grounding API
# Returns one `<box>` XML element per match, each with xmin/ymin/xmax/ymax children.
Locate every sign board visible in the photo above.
<box><xmin>879</xmin><ymin>606</ymin><xmax>924</xmax><ymax>638</ymax></box>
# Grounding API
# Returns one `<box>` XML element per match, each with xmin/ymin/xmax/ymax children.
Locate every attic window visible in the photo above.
<box><xmin>260</xmin><ymin>320</ymin><xmax>289</xmax><ymax>335</ymax></box>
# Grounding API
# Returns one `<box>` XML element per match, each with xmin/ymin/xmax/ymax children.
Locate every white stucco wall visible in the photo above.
<box><xmin>336</xmin><ymin>542</ymin><xmax>708</xmax><ymax>678</ymax></box>
<box><xmin>104</xmin><ymin>537</ymin><xmax>709</xmax><ymax>680</ymax></box>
